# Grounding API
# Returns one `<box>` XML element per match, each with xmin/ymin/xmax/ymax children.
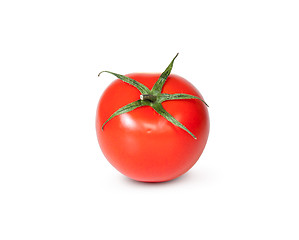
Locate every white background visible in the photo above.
<box><xmin>1</xmin><ymin>0</ymin><xmax>298</xmax><ymax>239</ymax></box>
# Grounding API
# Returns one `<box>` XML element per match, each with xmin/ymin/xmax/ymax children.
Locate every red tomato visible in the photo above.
<box><xmin>96</xmin><ymin>73</ymin><xmax>209</xmax><ymax>182</ymax></box>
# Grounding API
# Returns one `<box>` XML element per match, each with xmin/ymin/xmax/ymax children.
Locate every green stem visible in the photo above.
<box><xmin>140</xmin><ymin>94</ymin><xmax>157</xmax><ymax>102</ymax></box>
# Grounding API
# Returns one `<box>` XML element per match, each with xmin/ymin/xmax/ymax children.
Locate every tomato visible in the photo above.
<box><xmin>96</xmin><ymin>55</ymin><xmax>209</xmax><ymax>182</ymax></box>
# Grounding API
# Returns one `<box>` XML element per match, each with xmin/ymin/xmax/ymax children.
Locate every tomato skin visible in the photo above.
<box><xmin>96</xmin><ymin>73</ymin><xmax>209</xmax><ymax>182</ymax></box>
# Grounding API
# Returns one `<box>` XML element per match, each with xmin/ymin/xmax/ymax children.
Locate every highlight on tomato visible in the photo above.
<box><xmin>96</xmin><ymin>54</ymin><xmax>209</xmax><ymax>182</ymax></box>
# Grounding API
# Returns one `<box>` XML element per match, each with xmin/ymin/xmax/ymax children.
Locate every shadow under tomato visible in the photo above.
<box><xmin>121</xmin><ymin>170</ymin><xmax>205</xmax><ymax>186</ymax></box>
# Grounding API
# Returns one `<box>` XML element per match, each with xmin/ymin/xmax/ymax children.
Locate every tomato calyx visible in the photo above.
<box><xmin>98</xmin><ymin>53</ymin><xmax>208</xmax><ymax>139</ymax></box>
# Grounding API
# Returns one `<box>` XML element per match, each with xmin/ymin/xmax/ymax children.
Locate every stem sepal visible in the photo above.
<box><xmin>98</xmin><ymin>54</ymin><xmax>208</xmax><ymax>139</ymax></box>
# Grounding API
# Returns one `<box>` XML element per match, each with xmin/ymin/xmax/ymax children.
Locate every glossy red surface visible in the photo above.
<box><xmin>96</xmin><ymin>73</ymin><xmax>209</xmax><ymax>182</ymax></box>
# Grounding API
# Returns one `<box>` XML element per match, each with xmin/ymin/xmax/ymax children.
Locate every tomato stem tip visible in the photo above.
<box><xmin>140</xmin><ymin>94</ymin><xmax>157</xmax><ymax>102</ymax></box>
